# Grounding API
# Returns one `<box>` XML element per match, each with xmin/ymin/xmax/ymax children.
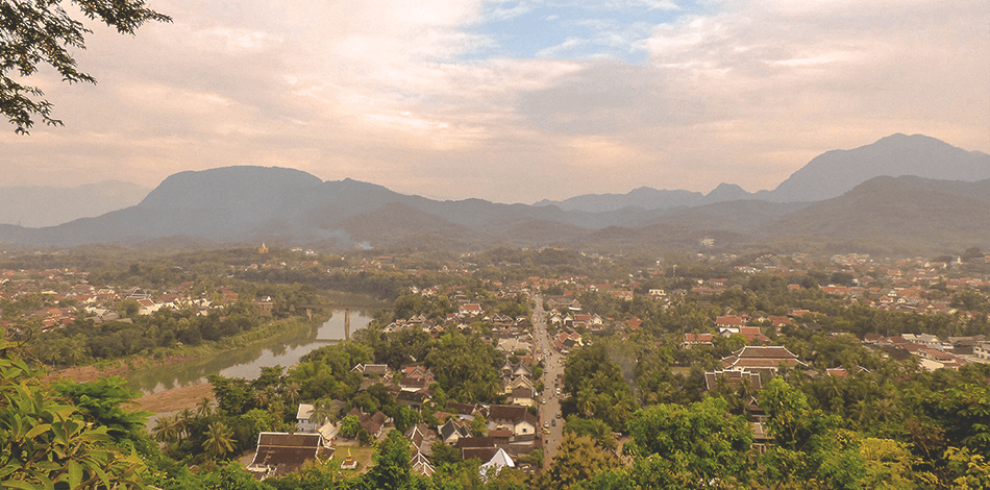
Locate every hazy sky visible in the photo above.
<box><xmin>2</xmin><ymin>0</ymin><xmax>987</xmax><ymax>203</ymax></box>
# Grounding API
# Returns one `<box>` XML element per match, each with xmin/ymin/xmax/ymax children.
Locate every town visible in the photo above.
<box><xmin>2</xmin><ymin>245</ymin><xmax>989</xmax><ymax>489</ymax></box>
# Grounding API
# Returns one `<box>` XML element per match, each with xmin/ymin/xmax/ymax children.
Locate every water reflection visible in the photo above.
<box><xmin>126</xmin><ymin>309</ymin><xmax>375</xmax><ymax>393</ymax></box>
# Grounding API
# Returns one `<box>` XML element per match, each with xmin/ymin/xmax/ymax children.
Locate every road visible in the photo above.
<box><xmin>531</xmin><ymin>295</ymin><xmax>565</xmax><ymax>467</ymax></box>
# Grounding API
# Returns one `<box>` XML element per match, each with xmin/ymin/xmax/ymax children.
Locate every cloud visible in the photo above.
<box><xmin>0</xmin><ymin>0</ymin><xmax>986</xmax><ymax>204</ymax></box>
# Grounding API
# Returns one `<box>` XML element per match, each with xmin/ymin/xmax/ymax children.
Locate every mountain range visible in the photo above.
<box><xmin>535</xmin><ymin>134</ymin><xmax>990</xmax><ymax>212</ymax></box>
<box><xmin>1</xmin><ymin>134</ymin><xmax>988</xmax><ymax>254</ymax></box>
<box><xmin>0</xmin><ymin>181</ymin><xmax>151</xmax><ymax>228</ymax></box>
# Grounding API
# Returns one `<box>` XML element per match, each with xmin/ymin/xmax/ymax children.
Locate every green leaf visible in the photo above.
<box><xmin>67</xmin><ymin>461</ymin><xmax>82</xmax><ymax>489</ymax></box>
<box><xmin>2</xmin><ymin>480</ymin><xmax>42</xmax><ymax>490</ymax></box>
<box><xmin>25</xmin><ymin>423</ymin><xmax>52</xmax><ymax>439</ymax></box>
<box><xmin>89</xmin><ymin>465</ymin><xmax>110</xmax><ymax>489</ymax></box>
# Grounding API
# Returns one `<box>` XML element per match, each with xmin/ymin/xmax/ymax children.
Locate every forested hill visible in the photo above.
<box><xmin>0</xmin><ymin>144</ymin><xmax>988</xmax><ymax>255</ymax></box>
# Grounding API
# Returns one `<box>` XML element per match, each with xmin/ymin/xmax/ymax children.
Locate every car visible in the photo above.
<box><xmin>544</xmin><ymin>421</ymin><xmax>549</xmax><ymax>428</ymax></box>
<box><xmin>544</xmin><ymin>428</ymin><xmax>551</xmax><ymax>435</ymax></box>
<box><xmin>551</xmin><ymin>419</ymin><xmax>556</xmax><ymax>427</ymax></box>
<box><xmin>556</xmin><ymin>411</ymin><xmax>562</xmax><ymax>419</ymax></box>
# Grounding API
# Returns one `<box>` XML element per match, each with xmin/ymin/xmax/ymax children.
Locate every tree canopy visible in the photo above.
<box><xmin>1</xmin><ymin>0</ymin><xmax>170</xmax><ymax>133</ymax></box>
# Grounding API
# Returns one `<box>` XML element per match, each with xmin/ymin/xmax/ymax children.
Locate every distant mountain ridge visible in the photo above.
<box><xmin>766</xmin><ymin>133</ymin><xmax>990</xmax><ymax>202</ymax></box>
<box><xmin>0</xmin><ymin>134</ymin><xmax>987</xmax><ymax>254</ymax></box>
<box><xmin>537</xmin><ymin>134</ymin><xmax>990</xmax><ymax>212</ymax></box>
<box><xmin>0</xmin><ymin>181</ymin><xmax>151</xmax><ymax>228</ymax></box>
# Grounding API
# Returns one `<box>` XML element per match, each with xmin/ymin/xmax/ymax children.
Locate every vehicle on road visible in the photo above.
<box><xmin>551</xmin><ymin>419</ymin><xmax>556</xmax><ymax>427</ymax></box>
<box><xmin>544</xmin><ymin>421</ymin><xmax>549</xmax><ymax>428</ymax></box>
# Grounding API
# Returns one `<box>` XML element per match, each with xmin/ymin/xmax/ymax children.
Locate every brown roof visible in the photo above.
<box><xmin>462</xmin><ymin>447</ymin><xmax>498</xmax><ymax>462</ymax></box>
<box><xmin>489</xmin><ymin>429</ymin><xmax>513</xmax><ymax>440</ymax></box>
<box><xmin>731</xmin><ymin>346</ymin><xmax>799</xmax><ymax>359</ymax></box>
<box><xmin>446</xmin><ymin>402</ymin><xmax>477</xmax><ymax>415</ymax></box>
<box><xmin>489</xmin><ymin>405</ymin><xmax>526</xmax><ymax>423</ymax></box>
<box><xmin>257</xmin><ymin>433</ymin><xmax>322</xmax><ymax>448</ymax></box>
<box><xmin>250</xmin><ymin>432</ymin><xmax>325</xmax><ymax>477</ymax></box>
<box><xmin>704</xmin><ymin>370</ymin><xmax>763</xmax><ymax>391</ymax></box>
<box><xmin>457</xmin><ymin>437</ymin><xmax>495</xmax><ymax>449</ymax></box>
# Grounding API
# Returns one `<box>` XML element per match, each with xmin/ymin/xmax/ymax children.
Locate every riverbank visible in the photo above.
<box><xmin>44</xmin><ymin>353</ymin><xmax>198</xmax><ymax>385</ymax></box>
<box><xmin>132</xmin><ymin>383</ymin><xmax>215</xmax><ymax>413</ymax></box>
<box><xmin>45</xmin><ymin>314</ymin><xmax>327</xmax><ymax>389</ymax></box>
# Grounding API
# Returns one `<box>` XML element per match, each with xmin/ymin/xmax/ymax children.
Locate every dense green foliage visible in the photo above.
<box><xmin>0</xmin><ymin>336</ymin><xmax>151</xmax><ymax>489</ymax></box>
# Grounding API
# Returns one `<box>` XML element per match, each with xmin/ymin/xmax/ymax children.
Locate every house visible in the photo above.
<box><xmin>410</xmin><ymin>450</ymin><xmax>436</xmax><ymax>477</ymax></box>
<box><xmin>504</xmin><ymin>374</ymin><xmax>535</xmax><ymax>395</ymax></box>
<box><xmin>459</xmin><ymin>303</ymin><xmax>483</xmax><ymax>316</ymax></box>
<box><xmin>347</xmin><ymin>408</ymin><xmax>388</xmax><ymax>440</ymax></box>
<box><xmin>405</xmin><ymin>423</ymin><xmax>438</xmax><ymax>456</ymax></box>
<box><xmin>440</xmin><ymin>418</ymin><xmax>471</xmax><ymax>445</ymax></box>
<box><xmin>918</xmin><ymin>347</ymin><xmax>965</xmax><ymax>371</ymax></box>
<box><xmin>479</xmin><ymin>447</ymin><xmax>515</xmax><ymax>482</ymax></box>
<box><xmin>351</xmin><ymin>363</ymin><xmax>391</xmax><ymax>378</ymax></box>
<box><xmin>739</xmin><ymin>326</ymin><xmax>770</xmax><ymax>343</ymax></box>
<box><xmin>625</xmin><ymin>317</ymin><xmax>642</xmax><ymax>331</ymax></box>
<box><xmin>396</xmin><ymin>390</ymin><xmax>431</xmax><ymax>411</ymax></box>
<box><xmin>681</xmin><ymin>333</ymin><xmax>713</xmax><ymax>348</ymax></box>
<box><xmin>715</xmin><ymin>316</ymin><xmax>745</xmax><ymax>328</ymax></box>
<box><xmin>295</xmin><ymin>403</ymin><xmax>319</xmax><ymax>433</ymax></box>
<box><xmin>246</xmin><ymin>432</ymin><xmax>331</xmax><ymax>479</ymax></box>
<box><xmin>974</xmin><ymin>342</ymin><xmax>990</xmax><ymax>361</ymax></box>
<box><xmin>704</xmin><ymin>370</ymin><xmax>763</xmax><ymax>391</ymax></box>
<box><xmin>509</xmin><ymin>387</ymin><xmax>535</xmax><ymax>408</ymax></box>
<box><xmin>487</xmin><ymin>405</ymin><xmax>538</xmax><ymax>437</ymax></box>
<box><xmin>350</xmin><ymin>364</ymin><xmax>393</xmax><ymax>382</ymax></box>
<box><xmin>446</xmin><ymin>401</ymin><xmax>483</xmax><ymax>418</ymax></box>
<box><xmin>721</xmin><ymin>346</ymin><xmax>807</xmax><ymax>375</ymax></box>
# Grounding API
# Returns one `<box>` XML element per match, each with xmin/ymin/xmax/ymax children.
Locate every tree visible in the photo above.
<box><xmin>365</xmin><ymin>430</ymin><xmax>412</xmax><ymax>490</ymax></box>
<box><xmin>196</xmin><ymin>396</ymin><xmax>214</xmax><ymax>417</ymax></box>
<box><xmin>339</xmin><ymin>415</ymin><xmax>360</xmax><ymax>439</ymax></box>
<box><xmin>562</xmin><ymin>417</ymin><xmax>616</xmax><ymax>451</ymax></box>
<box><xmin>153</xmin><ymin>414</ymin><xmax>181</xmax><ymax>445</ymax></box>
<box><xmin>430</xmin><ymin>440</ymin><xmax>461</xmax><ymax>466</ymax></box>
<box><xmin>202</xmin><ymin>422</ymin><xmax>237</xmax><ymax>459</ymax></box>
<box><xmin>532</xmin><ymin>436</ymin><xmax>617</xmax><ymax>490</ymax></box>
<box><xmin>471</xmin><ymin>412</ymin><xmax>488</xmax><ymax>436</ymax></box>
<box><xmin>0</xmin><ymin>335</ymin><xmax>149</xmax><ymax>489</ymax></box>
<box><xmin>309</xmin><ymin>399</ymin><xmax>337</xmax><ymax>427</ymax></box>
<box><xmin>859</xmin><ymin>437</ymin><xmax>934</xmax><ymax>490</ymax></box>
<box><xmin>1</xmin><ymin>0</ymin><xmax>171</xmax><ymax>133</ymax></box>
<box><xmin>758</xmin><ymin>378</ymin><xmax>866</xmax><ymax>489</ymax></box>
<box><xmin>52</xmin><ymin>376</ymin><xmax>151</xmax><ymax>441</ymax></box>
<box><xmin>622</xmin><ymin>397</ymin><xmax>753</xmax><ymax>489</ymax></box>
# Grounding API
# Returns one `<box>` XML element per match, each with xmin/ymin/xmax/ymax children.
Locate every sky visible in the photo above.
<box><xmin>1</xmin><ymin>0</ymin><xmax>987</xmax><ymax>204</ymax></box>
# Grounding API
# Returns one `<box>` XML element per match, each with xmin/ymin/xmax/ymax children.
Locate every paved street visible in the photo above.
<box><xmin>531</xmin><ymin>295</ymin><xmax>565</xmax><ymax>467</ymax></box>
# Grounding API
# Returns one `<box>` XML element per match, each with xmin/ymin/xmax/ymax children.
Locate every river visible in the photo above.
<box><xmin>125</xmin><ymin>308</ymin><xmax>375</xmax><ymax>394</ymax></box>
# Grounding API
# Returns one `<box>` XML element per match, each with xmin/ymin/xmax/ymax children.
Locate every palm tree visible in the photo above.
<box><xmin>152</xmin><ymin>414</ymin><xmax>180</xmax><ymax>444</ymax></box>
<box><xmin>310</xmin><ymin>400</ymin><xmax>336</xmax><ymax>427</ymax></box>
<box><xmin>282</xmin><ymin>381</ymin><xmax>301</xmax><ymax>405</ymax></box>
<box><xmin>576</xmin><ymin>380</ymin><xmax>597</xmax><ymax>418</ymax></box>
<box><xmin>196</xmin><ymin>397</ymin><xmax>213</xmax><ymax>417</ymax></box>
<box><xmin>482</xmin><ymin>373</ymin><xmax>502</xmax><ymax>401</ymax></box>
<box><xmin>177</xmin><ymin>408</ymin><xmax>195</xmax><ymax>439</ymax></box>
<box><xmin>251</xmin><ymin>389</ymin><xmax>270</xmax><ymax>410</ymax></box>
<box><xmin>202</xmin><ymin>422</ymin><xmax>237</xmax><ymax>459</ymax></box>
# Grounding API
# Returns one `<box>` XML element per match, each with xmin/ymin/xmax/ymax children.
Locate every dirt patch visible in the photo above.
<box><xmin>132</xmin><ymin>383</ymin><xmax>215</xmax><ymax>414</ymax></box>
<box><xmin>44</xmin><ymin>354</ymin><xmax>198</xmax><ymax>385</ymax></box>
